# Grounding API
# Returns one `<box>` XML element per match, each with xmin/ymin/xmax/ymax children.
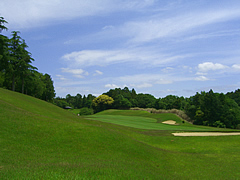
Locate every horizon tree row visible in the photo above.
<box><xmin>0</xmin><ymin>17</ymin><xmax>55</xmax><ymax>101</ymax></box>
<box><xmin>59</xmin><ymin>87</ymin><xmax>240</xmax><ymax>129</ymax></box>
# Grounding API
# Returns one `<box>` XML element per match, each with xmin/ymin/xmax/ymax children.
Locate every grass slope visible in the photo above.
<box><xmin>1</xmin><ymin>88</ymin><xmax>240</xmax><ymax>179</ymax></box>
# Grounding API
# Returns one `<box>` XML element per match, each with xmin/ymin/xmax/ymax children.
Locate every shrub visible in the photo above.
<box><xmin>236</xmin><ymin>124</ymin><xmax>240</xmax><ymax>129</ymax></box>
<box><xmin>79</xmin><ymin>107</ymin><xmax>93</xmax><ymax>116</ymax></box>
<box><xmin>213</xmin><ymin>121</ymin><xmax>226</xmax><ymax>128</ymax></box>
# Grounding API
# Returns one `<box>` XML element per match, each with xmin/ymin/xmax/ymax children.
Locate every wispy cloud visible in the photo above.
<box><xmin>117</xmin><ymin>73</ymin><xmax>186</xmax><ymax>87</ymax></box>
<box><xmin>131</xmin><ymin>83</ymin><xmax>153</xmax><ymax>88</ymax></box>
<box><xmin>105</xmin><ymin>84</ymin><xmax>122</xmax><ymax>89</ymax></box>
<box><xmin>120</xmin><ymin>8</ymin><xmax>240</xmax><ymax>43</ymax></box>
<box><xmin>180</xmin><ymin>29</ymin><xmax>240</xmax><ymax>42</ymax></box>
<box><xmin>94</xmin><ymin>70</ymin><xmax>103</xmax><ymax>76</ymax></box>
<box><xmin>61</xmin><ymin>68</ymin><xmax>88</xmax><ymax>78</ymax></box>
<box><xmin>194</xmin><ymin>76</ymin><xmax>209</xmax><ymax>81</ymax></box>
<box><xmin>61</xmin><ymin>48</ymin><xmax>190</xmax><ymax>68</ymax></box>
<box><xmin>232</xmin><ymin>64</ymin><xmax>240</xmax><ymax>71</ymax></box>
<box><xmin>56</xmin><ymin>74</ymin><xmax>68</xmax><ymax>81</ymax></box>
<box><xmin>0</xmin><ymin>0</ymin><xmax>155</xmax><ymax>29</ymax></box>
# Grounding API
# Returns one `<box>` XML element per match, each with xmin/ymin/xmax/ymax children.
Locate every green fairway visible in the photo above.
<box><xmin>1</xmin><ymin>88</ymin><xmax>240</xmax><ymax>179</ymax></box>
<box><xmin>87</xmin><ymin>109</ymin><xmax>233</xmax><ymax>131</ymax></box>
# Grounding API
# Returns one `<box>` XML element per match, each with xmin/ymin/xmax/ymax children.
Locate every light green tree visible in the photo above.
<box><xmin>92</xmin><ymin>95</ymin><xmax>114</xmax><ymax>113</ymax></box>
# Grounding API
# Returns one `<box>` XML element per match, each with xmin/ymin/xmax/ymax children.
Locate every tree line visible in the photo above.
<box><xmin>56</xmin><ymin>87</ymin><xmax>240</xmax><ymax>129</ymax></box>
<box><xmin>0</xmin><ymin>17</ymin><xmax>55</xmax><ymax>101</ymax></box>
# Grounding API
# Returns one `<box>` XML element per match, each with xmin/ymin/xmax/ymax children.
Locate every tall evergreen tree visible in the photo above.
<box><xmin>0</xmin><ymin>17</ymin><xmax>8</xmax><ymax>32</ymax></box>
<box><xmin>8</xmin><ymin>31</ymin><xmax>22</xmax><ymax>91</ymax></box>
<box><xmin>18</xmin><ymin>40</ymin><xmax>37</xmax><ymax>93</ymax></box>
<box><xmin>0</xmin><ymin>17</ymin><xmax>9</xmax><ymax>73</ymax></box>
<box><xmin>41</xmin><ymin>74</ymin><xmax>55</xmax><ymax>102</ymax></box>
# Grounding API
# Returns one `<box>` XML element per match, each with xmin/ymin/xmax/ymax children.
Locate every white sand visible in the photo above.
<box><xmin>172</xmin><ymin>132</ymin><xmax>240</xmax><ymax>136</ymax></box>
<box><xmin>162</xmin><ymin>120</ymin><xmax>176</xmax><ymax>125</ymax></box>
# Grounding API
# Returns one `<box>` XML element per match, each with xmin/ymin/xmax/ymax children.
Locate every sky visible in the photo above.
<box><xmin>1</xmin><ymin>0</ymin><xmax>240</xmax><ymax>98</ymax></box>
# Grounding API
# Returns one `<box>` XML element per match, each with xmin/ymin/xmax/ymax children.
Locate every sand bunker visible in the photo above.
<box><xmin>162</xmin><ymin>120</ymin><xmax>177</xmax><ymax>125</ymax></box>
<box><xmin>172</xmin><ymin>132</ymin><xmax>240</xmax><ymax>136</ymax></box>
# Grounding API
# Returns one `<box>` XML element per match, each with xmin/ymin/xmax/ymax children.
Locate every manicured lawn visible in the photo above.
<box><xmin>87</xmin><ymin>109</ymin><xmax>234</xmax><ymax>131</ymax></box>
<box><xmin>1</xmin><ymin>88</ymin><xmax>240</xmax><ymax>179</ymax></box>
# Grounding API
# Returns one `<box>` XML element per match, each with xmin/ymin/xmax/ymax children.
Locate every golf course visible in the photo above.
<box><xmin>1</xmin><ymin>88</ymin><xmax>240</xmax><ymax>179</ymax></box>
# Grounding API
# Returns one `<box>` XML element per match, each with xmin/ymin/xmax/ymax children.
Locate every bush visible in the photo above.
<box><xmin>213</xmin><ymin>121</ymin><xmax>226</xmax><ymax>128</ymax></box>
<box><xmin>236</xmin><ymin>124</ymin><xmax>240</xmax><ymax>129</ymax></box>
<box><xmin>79</xmin><ymin>107</ymin><xmax>93</xmax><ymax>116</ymax></box>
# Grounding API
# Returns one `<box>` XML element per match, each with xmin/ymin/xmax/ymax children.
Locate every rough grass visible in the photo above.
<box><xmin>1</xmin><ymin>88</ymin><xmax>240</xmax><ymax>179</ymax></box>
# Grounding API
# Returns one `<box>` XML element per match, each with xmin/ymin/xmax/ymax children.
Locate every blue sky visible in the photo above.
<box><xmin>1</xmin><ymin>0</ymin><xmax>240</xmax><ymax>98</ymax></box>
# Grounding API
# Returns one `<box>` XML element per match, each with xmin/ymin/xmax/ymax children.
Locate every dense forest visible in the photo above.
<box><xmin>0</xmin><ymin>17</ymin><xmax>55</xmax><ymax>101</ymax></box>
<box><xmin>1</xmin><ymin>16</ymin><xmax>240</xmax><ymax>129</ymax></box>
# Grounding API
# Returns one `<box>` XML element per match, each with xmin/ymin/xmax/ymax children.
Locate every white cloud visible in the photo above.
<box><xmin>197</xmin><ymin>62</ymin><xmax>228</xmax><ymax>72</ymax></box>
<box><xmin>105</xmin><ymin>84</ymin><xmax>121</xmax><ymax>89</ymax></box>
<box><xmin>232</xmin><ymin>64</ymin><xmax>240</xmax><ymax>71</ymax></box>
<box><xmin>94</xmin><ymin>70</ymin><xmax>103</xmax><ymax>76</ymax></box>
<box><xmin>181</xmin><ymin>29</ymin><xmax>240</xmax><ymax>42</ymax></box>
<box><xmin>62</xmin><ymin>48</ymin><xmax>189</xmax><ymax>68</ymax></box>
<box><xmin>131</xmin><ymin>83</ymin><xmax>153</xmax><ymax>88</ymax></box>
<box><xmin>56</xmin><ymin>74</ymin><xmax>68</xmax><ymax>81</ymax></box>
<box><xmin>159</xmin><ymin>89</ymin><xmax>176</xmax><ymax>94</ymax></box>
<box><xmin>102</xmin><ymin>25</ymin><xmax>115</xmax><ymax>30</ymax></box>
<box><xmin>0</xmin><ymin>0</ymin><xmax>155</xmax><ymax>29</ymax></box>
<box><xmin>120</xmin><ymin>9</ymin><xmax>240</xmax><ymax>43</ymax></box>
<box><xmin>117</xmin><ymin>73</ymin><xmax>190</xmax><ymax>87</ymax></box>
<box><xmin>161</xmin><ymin>67</ymin><xmax>174</xmax><ymax>73</ymax></box>
<box><xmin>156</xmin><ymin>79</ymin><xmax>173</xmax><ymax>84</ymax></box>
<box><xmin>62</xmin><ymin>68</ymin><xmax>84</xmax><ymax>74</ymax></box>
<box><xmin>194</xmin><ymin>76</ymin><xmax>209</xmax><ymax>81</ymax></box>
<box><xmin>61</xmin><ymin>68</ymin><xmax>88</xmax><ymax>78</ymax></box>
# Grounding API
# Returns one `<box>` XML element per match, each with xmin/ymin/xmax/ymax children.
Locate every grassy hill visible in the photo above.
<box><xmin>1</xmin><ymin>88</ymin><xmax>240</xmax><ymax>179</ymax></box>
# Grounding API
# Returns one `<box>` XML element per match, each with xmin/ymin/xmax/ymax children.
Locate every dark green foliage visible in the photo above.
<box><xmin>0</xmin><ymin>34</ymin><xmax>9</xmax><ymax>72</ymax></box>
<box><xmin>226</xmin><ymin>89</ymin><xmax>240</xmax><ymax>106</ymax></box>
<box><xmin>104</xmin><ymin>87</ymin><xmax>136</xmax><ymax>109</ymax></box>
<box><xmin>53</xmin><ymin>93</ymin><xmax>96</xmax><ymax>110</ymax></box>
<box><xmin>41</xmin><ymin>74</ymin><xmax>55</xmax><ymax>102</ymax></box>
<box><xmin>135</xmin><ymin>93</ymin><xmax>156</xmax><ymax>108</ymax></box>
<box><xmin>185</xmin><ymin>90</ymin><xmax>240</xmax><ymax>129</ymax></box>
<box><xmin>156</xmin><ymin>95</ymin><xmax>183</xmax><ymax>110</ymax></box>
<box><xmin>0</xmin><ymin>17</ymin><xmax>8</xmax><ymax>32</ymax></box>
<box><xmin>79</xmin><ymin>107</ymin><xmax>93</xmax><ymax>115</ymax></box>
<box><xmin>194</xmin><ymin>108</ymin><xmax>204</xmax><ymax>124</ymax></box>
<box><xmin>53</xmin><ymin>97</ymin><xmax>71</xmax><ymax>108</ymax></box>
<box><xmin>112</xmin><ymin>94</ymin><xmax>132</xmax><ymax>109</ymax></box>
<box><xmin>0</xmin><ymin>16</ymin><xmax>55</xmax><ymax>102</ymax></box>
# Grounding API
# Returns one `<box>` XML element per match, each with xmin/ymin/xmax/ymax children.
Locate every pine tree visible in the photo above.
<box><xmin>0</xmin><ymin>17</ymin><xmax>8</xmax><ymax>32</ymax></box>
